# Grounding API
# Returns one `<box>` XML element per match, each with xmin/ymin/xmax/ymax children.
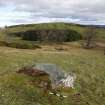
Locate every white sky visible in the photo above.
<box><xmin>0</xmin><ymin>0</ymin><xmax>105</xmax><ymax>26</ymax></box>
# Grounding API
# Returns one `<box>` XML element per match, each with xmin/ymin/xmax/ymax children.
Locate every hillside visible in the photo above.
<box><xmin>0</xmin><ymin>23</ymin><xmax>105</xmax><ymax>49</ymax></box>
<box><xmin>5</xmin><ymin>23</ymin><xmax>105</xmax><ymax>38</ymax></box>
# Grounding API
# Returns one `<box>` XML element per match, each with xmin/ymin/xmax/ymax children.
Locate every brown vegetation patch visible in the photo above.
<box><xmin>17</xmin><ymin>66</ymin><xmax>49</xmax><ymax>77</ymax></box>
<box><xmin>17</xmin><ymin>66</ymin><xmax>52</xmax><ymax>94</ymax></box>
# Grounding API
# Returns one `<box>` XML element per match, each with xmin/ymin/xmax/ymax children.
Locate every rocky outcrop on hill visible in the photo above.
<box><xmin>10</xmin><ymin>29</ymin><xmax>82</xmax><ymax>42</ymax></box>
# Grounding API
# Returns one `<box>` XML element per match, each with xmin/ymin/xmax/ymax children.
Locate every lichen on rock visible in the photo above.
<box><xmin>17</xmin><ymin>63</ymin><xmax>76</xmax><ymax>89</ymax></box>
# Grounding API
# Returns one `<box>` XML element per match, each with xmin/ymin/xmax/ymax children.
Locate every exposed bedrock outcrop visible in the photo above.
<box><xmin>10</xmin><ymin>29</ymin><xmax>82</xmax><ymax>42</ymax></box>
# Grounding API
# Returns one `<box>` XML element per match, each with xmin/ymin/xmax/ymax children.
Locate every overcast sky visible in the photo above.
<box><xmin>0</xmin><ymin>0</ymin><xmax>105</xmax><ymax>26</ymax></box>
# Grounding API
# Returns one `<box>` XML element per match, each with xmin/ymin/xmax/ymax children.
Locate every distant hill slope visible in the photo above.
<box><xmin>5</xmin><ymin>22</ymin><xmax>105</xmax><ymax>38</ymax></box>
<box><xmin>0</xmin><ymin>22</ymin><xmax>105</xmax><ymax>49</ymax></box>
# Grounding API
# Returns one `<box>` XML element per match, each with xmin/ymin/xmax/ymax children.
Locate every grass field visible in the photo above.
<box><xmin>0</xmin><ymin>43</ymin><xmax>105</xmax><ymax>105</ymax></box>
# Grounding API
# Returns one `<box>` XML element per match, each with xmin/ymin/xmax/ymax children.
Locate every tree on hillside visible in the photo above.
<box><xmin>82</xmin><ymin>27</ymin><xmax>96</xmax><ymax>49</ymax></box>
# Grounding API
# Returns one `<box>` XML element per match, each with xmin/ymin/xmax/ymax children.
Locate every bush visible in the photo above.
<box><xmin>0</xmin><ymin>41</ymin><xmax>8</xmax><ymax>46</ymax></box>
<box><xmin>65</xmin><ymin>31</ymin><xmax>82</xmax><ymax>42</ymax></box>
<box><xmin>81</xmin><ymin>27</ymin><xmax>96</xmax><ymax>49</ymax></box>
<box><xmin>0</xmin><ymin>41</ymin><xmax>41</xmax><ymax>49</ymax></box>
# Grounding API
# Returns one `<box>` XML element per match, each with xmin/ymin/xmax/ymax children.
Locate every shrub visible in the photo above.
<box><xmin>65</xmin><ymin>31</ymin><xmax>82</xmax><ymax>42</ymax></box>
<box><xmin>0</xmin><ymin>41</ymin><xmax>41</xmax><ymax>49</ymax></box>
<box><xmin>0</xmin><ymin>41</ymin><xmax>8</xmax><ymax>46</ymax></box>
<box><xmin>81</xmin><ymin>27</ymin><xmax>97</xmax><ymax>49</ymax></box>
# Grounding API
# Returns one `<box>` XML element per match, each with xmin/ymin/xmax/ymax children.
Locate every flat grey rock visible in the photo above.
<box><xmin>33</xmin><ymin>63</ymin><xmax>76</xmax><ymax>88</ymax></box>
<box><xmin>35</xmin><ymin>63</ymin><xmax>65</xmax><ymax>83</ymax></box>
